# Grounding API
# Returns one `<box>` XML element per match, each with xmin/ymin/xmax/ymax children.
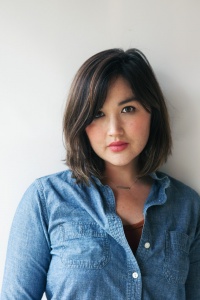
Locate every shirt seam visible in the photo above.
<box><xmin>34</xmin><ymin>178</ymin><xmax>51</xmax><ymax>249</ymax></box>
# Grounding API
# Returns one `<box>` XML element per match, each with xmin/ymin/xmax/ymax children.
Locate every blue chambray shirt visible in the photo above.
<box><xmin>1</xmin><ymin>170</ymin><xmax>200</xmax><ymax>299</ymax></box>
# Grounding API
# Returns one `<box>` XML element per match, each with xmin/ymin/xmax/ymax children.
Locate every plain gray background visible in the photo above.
<box><xmin>1</xmin><ymin>0</ymin><xmax>200</xmax><ymax>296</ymax></box>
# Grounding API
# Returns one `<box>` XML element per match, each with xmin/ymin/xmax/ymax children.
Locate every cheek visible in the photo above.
<box><xmin>141</xmin><ymin>121</ymin><xmax>151</xmax><ymax>143</ymax></box>
<box><xmin>85</xmin><ymin>124</ymin><xmax>102</xmax><ymax>146</ymax></box>
<box><xmin>129</xmin><ymin>116</ymin><xmax>151</xmax><ymax>139</ymax></box>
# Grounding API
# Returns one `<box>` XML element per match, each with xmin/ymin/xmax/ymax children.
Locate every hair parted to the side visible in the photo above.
<box><xmin>63</xmin><ymin>48</ymin><xmax>172</xmax><ymax>184</ymax></box>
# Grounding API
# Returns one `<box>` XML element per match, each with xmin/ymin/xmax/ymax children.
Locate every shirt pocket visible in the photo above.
<box><xmin>57</xmin><ymin>222</ymin><xmax>110</xmax><ymax>269</ymax></box>
<box><xmin>163</xmin><ymin>231</ymin><xmax>190</xmax><ymax>284</ymax></box>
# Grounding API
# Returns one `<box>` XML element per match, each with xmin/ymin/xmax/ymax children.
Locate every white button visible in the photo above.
<box><xmin>132</xmin><ymin>272</ymin><xmax>138</xmax><ymax>279</ymax></box>
<box><xmin>144</xmin><ymin>242</ymin><xmax>150</xmax><ymax>249</ymax></box>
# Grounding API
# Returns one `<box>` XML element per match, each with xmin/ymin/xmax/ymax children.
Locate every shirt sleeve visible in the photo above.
<box><xmin>1</xmin><ymin>181</ymin><xmax>51</xmax><ymax>300</ymax></box>
<box><xmin>185</xmin><ymin>213</ymin><xmax>200</xmax><ymax>299</ymax></box>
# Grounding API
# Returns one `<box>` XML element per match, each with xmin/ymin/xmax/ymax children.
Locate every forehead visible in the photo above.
<box><xmin>105</xmin><ymin>76</ymin><xmax>134</xmax><ymax>102</ymax></box>
<box><xmin>101</xmin><ymin>75</ymin><xmax>151</xmax><ymax>113</ymax></box>
<box><xmin>103</xmin><ymin>77</ymin><xmax>135</xmax><ymax>105</ymax></box>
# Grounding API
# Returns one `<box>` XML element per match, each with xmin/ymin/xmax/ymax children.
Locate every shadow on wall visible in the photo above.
<box><xmin>160</xmin><ymin>76</ymin><xmax>200</xmax><ymax>191</ymax></box>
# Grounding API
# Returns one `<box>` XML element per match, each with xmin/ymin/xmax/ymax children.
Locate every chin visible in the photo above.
<box><xmin>105</xmin><ymin>159</ymin><xmax>137</xmax><ymax>168</ymax></box>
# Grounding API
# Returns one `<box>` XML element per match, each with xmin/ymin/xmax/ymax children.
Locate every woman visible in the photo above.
<box><xmin>1</xmin><ymin>49</ymin><xmax>200</xmax><ymax>299</ymax></box>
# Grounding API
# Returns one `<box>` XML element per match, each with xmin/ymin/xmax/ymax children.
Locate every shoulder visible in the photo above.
<box><xmin>31</xmin><ymin>169</ymin><xmax>85</xmax><ymax>202</ymax></box>
<box><xmin>155</xmin><ymin>171</ymin><xmax>200</xmax><ymax>207</ymax></box>
<box><xmin>158</xmin><ymin>171</ymin><xmax>199</xmax><ymax>197</ymax></box>
<box><xmin>18</xmin><ymin>170</ymin><xmax>74</xmax><ymax>206</ymax></box>
<box><xmin>33</xmin><ymin>169</ymin><xmax>97</xmax><ymax>204</ymax></box>
<box><xmin>37</xmin><ymin>169</ymin><xmax>73</xmax><ymax>183</ymax></box>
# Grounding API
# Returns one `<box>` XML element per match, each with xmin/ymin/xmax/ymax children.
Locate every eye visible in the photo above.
<box><xmin>94</xmin><ymin>110</ymin><xmax>104</xmax><ymax>119</ymax></box>
<box><xmin>121</xmin><ymin>106</ymin><xmax>136</xmax><ymax>113</ymax></box>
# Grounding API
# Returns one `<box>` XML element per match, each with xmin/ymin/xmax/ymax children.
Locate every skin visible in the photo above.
<box><xmin>85</xmin><ymin>76</ymin><xmax>153</xmax><ymax>224</ymax></box>
<box><xmin>85</xmin><ymin>76</ymin><xmax>151</xmax><ymax>177</ymax></box>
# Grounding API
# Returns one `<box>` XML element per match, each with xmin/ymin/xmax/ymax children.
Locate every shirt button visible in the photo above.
<box><xmin>132</xmin><ymin>272</ymin><xmax>139</xmax><ymax>279</ymax></box>
<box><xmin>144</xmin><ymin>242</ymin><xmax>150</xmax><ymax>249</ymax></box>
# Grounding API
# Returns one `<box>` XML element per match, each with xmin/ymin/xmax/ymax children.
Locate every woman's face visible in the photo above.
<box><xmin>85</xmin><ymin>76</ymin><xmax>151</xmax><ymax>171</ymax></box>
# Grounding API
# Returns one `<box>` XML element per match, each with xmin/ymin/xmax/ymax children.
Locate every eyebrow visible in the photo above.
<box><xmin>118</xmin><ymin>97</ymin><xmax>138</xmax><ymax>106</ymax></box>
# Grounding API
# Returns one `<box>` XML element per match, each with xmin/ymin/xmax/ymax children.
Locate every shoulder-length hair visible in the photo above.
<box><xmin>63</xmin><ymin>48</ymin><xmax>172</xmax><ymax>184</ymax></box>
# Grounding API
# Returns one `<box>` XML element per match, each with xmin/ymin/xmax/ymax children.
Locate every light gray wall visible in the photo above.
<box><xmin>1</xmin><ymin>0</ymin><xmax>200</xmax><ymax>295</ymax></box>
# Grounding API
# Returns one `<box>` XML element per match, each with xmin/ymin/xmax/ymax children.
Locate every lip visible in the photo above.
<box><xmin>108</xmin><ymin>141</ymin><xmax>129</xmax><ymax>152</ymax></box>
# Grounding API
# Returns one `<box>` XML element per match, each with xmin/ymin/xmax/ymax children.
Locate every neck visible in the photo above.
<box><xmin>103</xmin><ymin>163</ymin><xmax>139</xmax><ymax>187</ymax></box>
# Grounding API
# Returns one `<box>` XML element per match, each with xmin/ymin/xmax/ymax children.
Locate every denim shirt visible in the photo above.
<box><xmin>1</xmin><ymin>170</ymin><xmax>200</xmax><ymax>300</ymax></box>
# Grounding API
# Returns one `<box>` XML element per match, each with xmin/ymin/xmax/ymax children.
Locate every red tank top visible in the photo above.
<box><xmin>123</xmin><ymin>219</ymin><xmax>144</xmax><ymax>254</ymax></box>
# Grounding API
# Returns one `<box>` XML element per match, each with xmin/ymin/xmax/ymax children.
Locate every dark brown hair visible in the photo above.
<box><xmin>63</xmin><ymin>48</ymin><xmax>172</xmax><ymax>183</ymax></box>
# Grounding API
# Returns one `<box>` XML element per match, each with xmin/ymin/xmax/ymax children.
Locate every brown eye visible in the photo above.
<box><xmin>121</xmin><ymin>106</ymin><xmax>135</xmax><ymax>113</ymax></box>
<box><xmin>94</xmin><ymin>111</ymin><xmax>104</xmax><ymax>119</ymax></box>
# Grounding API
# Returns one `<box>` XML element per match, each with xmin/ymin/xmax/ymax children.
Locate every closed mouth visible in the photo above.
<box><xmin>108</xmin><ymin>141</ymin><xmax>128</xmax><ymax>147</ymax></box>
<box><xmin>108</xmin><ymin>141</ymin><xmax>129</xmax><ymax>152</ymax></box>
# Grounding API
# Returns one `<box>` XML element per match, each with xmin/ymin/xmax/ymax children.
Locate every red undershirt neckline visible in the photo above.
<box><xmin>123</xmin><ymin>219</ymin><xmax>144</xmax><ymax>254</ymax></box>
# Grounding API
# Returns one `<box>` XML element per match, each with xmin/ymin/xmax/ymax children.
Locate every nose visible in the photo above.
<box><xmin>107</xmin><ymin>116</ymin><xmax>123</xmax><ymax>137</ymax></box>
